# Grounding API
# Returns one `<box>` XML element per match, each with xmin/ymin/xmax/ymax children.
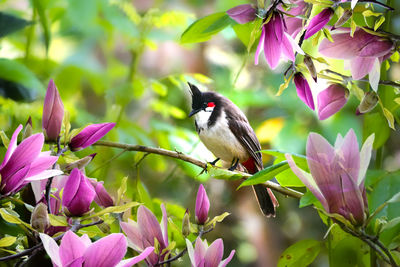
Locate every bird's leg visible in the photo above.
<box><xmin>209</xmin><ymin>158</ymin><xmax>220</xmax><ymax>166</ymax></box>
<box><xmin>228</xmin><ymin>158</ymin><xmax>240</xmax><ymax>171</ymax></box>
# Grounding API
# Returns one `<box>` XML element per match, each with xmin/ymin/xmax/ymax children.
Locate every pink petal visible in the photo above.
<box><xmin>358</xmin><ymin>134</ymin><xmax>374</xmax><ymax>187</ymax></box>
<box><xmin>40</xmin><ymin>233</ymin><xmax>62</xmax><ymax>267</ymax></box>
<box><xmin>359</xmin><ymin>39</ymin><xmax>393</xmax><ymax>57</ymax></box>
<box><xmin>369</xmin><ymin>58</ymin><xmax>381</xmax><ymax>92</ymax></box>
<box><xmin>69</xmin><ymin>123</ymin><xmax>115</xmax><ymax>151</ymax></box>
<box><xmin>304</xmin><ymin>8</ymin><xmax>333</xmax><ymax>39</ymax></box>
<box><xmin>281</xmin><ymin>33</ymin><xmax>295</xmax><ymax>62</ymax></box>
<box><xmin>264</xmin><ymin>15</ymin><xmax>282</xmax><ymax>69</ymax></box>
<box><xmin>204</xmin><ymin>239</ymin><xmax>224</xmax><ymax>267</ymax></box>
<box><xmin>254</xmin><ymin>26</ymin><xmax>266</xmax><ymax>65</ymax></box>
<box><xmin>42</xmin><ymin>79</ymin><xmax>64</xmax><ymax>141</ymax></box>
<box><xmin>83</xmin><ymin>234</ymin><xmax>127</xmax><ymax>267</ymax></box>
<box><xmin>2</xmin><ymin>164</ymin><xmax>30</xmax><ymax>195</ymax></box>
<box><xmin>350</xmin><ymin>57</ymin><xmax>375</xmax><ymax>80</ymax></box>
<box><xmin>115</xmin><ymin>247</ymin><xmax>155</xmax><ymax>267</ymax></box>
<box><xmin>317</xmin><ymin>84</ymin><xmax>348</xmax><ymax>120</ymax></box>
<box><xmin>337</xmin><ymin>129</ymin><xmax>360</xmax><ymax>183</ymax></box>
<box><xmin>137</xmin><ymin>206</ymin><xmax>166</xmax><ymax>249</ymax></box>
<box><xmin>26</xmin><ymin>153</ymin><xmax>59</xmax><ymax>178</ymax></box>
<box><xmin>0</xmin><ymin>125</ymin><xmax>22</xmax><ymax>169</ymax></box>
<box><xmin>293</xmin><ymin>73</ymin><xmax>314</xmax><ymax>110</ymax></box>
<box><xmin>195</xmin><ymin>184</ymin><xmax>210</xmax><ymax>224</ymax></box>
<box><xmin>226</xmin><ymin>4</ymin><xmax>256</xmax><ymax>24</ymax></box>
<box><xmin>195</xmin><ymin>237</ymin><xmax>207</xmax><ymax>265</ymax></box>
<box><xmin>59</xmin><ymin>231</ymin><xmax>86</xmax><ymax>266</ymax></box>
<box><xmin>120</xmin><ymin>220</ymin><xmax>148</xmax><ymax>251</ymax></box>
<box><xmin>161</xmin><ymin>204</ymin><xmax>168</xmax><ymax>247</ymax></box>
<box><xmin>219</xmin><ymin>250</ymin><xmax>236</xmax><ymax>267</ymax></box>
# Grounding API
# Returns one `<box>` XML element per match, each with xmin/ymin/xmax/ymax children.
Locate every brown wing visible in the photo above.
<box><xmin>226</xmin><ymin>109</ymin><xmax>263</xmax><ymax>171</ymax></box>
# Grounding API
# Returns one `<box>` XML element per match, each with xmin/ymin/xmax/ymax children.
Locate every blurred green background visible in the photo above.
<box><xmin>0</xmin><ymin>0</ymin><xmax>399</xmax><ymax>266</ymax></box>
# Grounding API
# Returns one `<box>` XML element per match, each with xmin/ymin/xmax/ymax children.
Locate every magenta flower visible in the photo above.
<box><xmin>195</xmin><ymin>184</ymin><xmax>210</xmax><ymax>224</ymax></box>
<box><xmin>120</xmin><ymin>204</ymin><xmax>169</xmax><ymax>266</ymax></box>
<box><xmin>32</xmin><ymin>175</ymin><xmax>68</xmax><ymax>215</ymax></box>
<box><xmin>186</xmin><ymin>237</ymin><xmax>235</xmax><ymax>267</ymax></box>
<box><xmin>285</xmin><ymin>129</ymin><xmax>374</xmax><ymax>225</ymax></box>
<box><xmin>319</xmin><ymin>28</ymin><xmax>394</xmax><ymax>91</ymax></box>
<box><xmin>317</xmin><ymin>84</ymin><xmax>349</xmax><ymax>120</ymax></box>
<box><xmin>304</xmin><ymin>8</ymin><xmax>333</xmax><ymax>39</ymax></box>
<box><xmin>42</xmin><ymin>80</ymin><xmax>64</xmax><ymax>141</ymax></box>
<box><xmin>227</xmin><ymin>4</ymin><xmax>256</xmax><ymax>24</ymax></box>
<box><xmin>294</xmin><ymin>73</ymin><xmax>315</xmax><ymax>110</ymax></box>
<box><xmin>40</xmin><ymin>230</ymin><xmax>154</xmax><ymax>267</ymax></box>
<box><xmin>255</xmin><ymin>12</ymin><xmax>303</xmax><ymax>69</ymax></box>
<box><xmin>0</xmin><ymin>125</ymin><xmax>62</xmax><ymax>196</ymax></box>
<box><xmin>62</xmin><ymin>168</ymin><xmax>96</xmax><ymax>216</ymax></box>
<box><xmin>89</xmin><ymin>178</ymin><xmax>114</xmax><ymax>207</ymax></box>
<box><xmin>280</xmin><ymin>0</ymin><xmax>308</xmax><ymax>37</ymax></box>
<box><xmin>69</xmin><ymin>123</ymin><xmax>116</xmax><ymax>151</ymax></box>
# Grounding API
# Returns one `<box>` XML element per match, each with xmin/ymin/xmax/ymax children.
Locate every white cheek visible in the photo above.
<box><xmin>205</xmin><ymin>106</ymin><xmax>214</xmax><ymax>112</ymax></box>
<box><xmin>195</xmin><ymin>110</ymin><xmax>212</xmax><ymax>128</ymax></box>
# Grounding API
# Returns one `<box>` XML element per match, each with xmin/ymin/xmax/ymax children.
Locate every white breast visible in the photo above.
<box><xmin>195</xmin><ymin>110</ymin><xmax>249</xmax><ymax>163</ymax></box>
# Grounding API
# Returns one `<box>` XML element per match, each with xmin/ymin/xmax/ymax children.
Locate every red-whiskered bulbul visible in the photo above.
<box><xmin>188</xmin><ymin>82</ymin><xmax>278</xmax><ymax>217</ymax></box>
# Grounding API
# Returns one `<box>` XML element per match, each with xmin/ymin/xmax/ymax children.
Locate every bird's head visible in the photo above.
<box><xmin>188</xmin><ymin>82</ymin><xmax>217</xmax><ymax>117</ymax></box>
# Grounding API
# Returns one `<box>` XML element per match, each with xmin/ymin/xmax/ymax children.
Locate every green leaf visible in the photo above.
<box><xmin>363</xmin><ymin>112</ymin><xmax>390</xmax><ymax>149</ymax></box>
<box><xmin>0</xmin><ymin>59</ymin><xmax>43</xmax><ymax>99</ymax></box>
<box><xmin>0</xmin><ymin>12</ymin><xmax>31</xmax><ymax>38</ymax></box>
<box><xmin>388</xmin><ymin>192</ymin><xmax>400</xmax><ymax>203</ymax></box>
<box><xmin>208</xmin><ymin>165</ymin><xmax>244</xmax><ymax>181</ymax></box>
<box><xmin>382</xmin><ymin>107</ymin><xmax>395</xmax><ymax>130</ymax></box>
<box><xmin>135</xmin><ymin>177</ymin><xmax>153</xmax><ymax>211</ymax></box>
<box><xmin>33</xmin><ymin>0</ymin><xmax>51</xmax><ymax>54</ymax></box>
<box><xmin>48</xmin><ymin>214</ymin><xmax>69</xmax><ymax>227</ymax></box>
<box><xmin>151</xmin><ymin>81</ymin><xmax>167</xmax><ymax>96</ymax></box>
<box><xmin>380</xmin><ymin>217</ymin><xmax>400</xmax><ymax>247</ymax></box>
<box><xmin>330</xmin><ymin>234</ymin><xmax>370</xmax><ymax>267</ymax></box>
<box><xmin>0</xmin><ymin>131</ymin><xmax>10</xmax><ymax>149</ymax></box>
<box><xmin>205</xmin><ymin>212</ymin><xmax>230</xmax><ymax>228</ymax></box>
<box><xmin>277</xmin><ymin>239</ymin><xmax>321</xmax><ymax>267</ymax></box>
<box><xmin>238</xmin><ymin>161</ymin><xmax>289</xmax><ymax>188</ymax></box>
<box><xmin>299</xmin><ymin>189</ymin><xmax>319</xmax><ymax>208</ymax></box>
<box><xmin>0</xmin><ymin>208</ymin><xmax>34</xmax><ymax>230</ymax></box>
<box><xmin>374</xmin><ymin>16</ymin><xmax>385</xmax><ymax>31</ymax></box>
<box><xmin>180</xmin><ymin>12</ymin><xmax>233</xmax><ymax>44</ymax></box>
<box><xmin>276</xmin><ymin>73</ymin><xmax>294</xmax><ymax>96</ymax></box>
<box><xmin>116</xmin><ymin>176</ymin><xmax>128</xmax><ymax>206</ymax></box>
<box><xmin>83</xmin><ymin>202</ymin><xmax>140</xmax><ymax>220</ymax></box>
<box><xmin>0</xmin><ymin>236</ymin><xmax>17</xmax><ymax>248</ymax></box>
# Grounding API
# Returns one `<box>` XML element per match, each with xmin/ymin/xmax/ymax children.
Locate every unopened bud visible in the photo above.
<box><xmin>356</xmin><ymin>91</ymin><xmax>378</xmax><ymax>115</ymax></box>
<box><xmin>334</xmin><ymin>10</ymin><xmax>352</xmax><ymax>29</ymax></box>
<box><xmin>62</xmin><ymin>153</ymin><xmax>96</xmax><ymax>172</ymax></box>
<box><xmin>31</xmin><ymin>203</ymin><xmax>49</xmax><ymax>232</ymax></box>
<box><xmin>304</xmin><ymin>55</ymin><xmax>317</xmax><ymax>82</ymax></box>
<box><xmin>182</xmin><ymin>209</ymin><xmax>191</xmax><ymax>237</ymax></box>
<box><xmin>22</xmin><ymin>117</ymin><xmax>33</xmax><ymax>140</ymax></box>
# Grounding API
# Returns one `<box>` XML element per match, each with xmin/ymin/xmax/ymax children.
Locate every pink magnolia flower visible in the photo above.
<box><xmin>319</xmin><ymin>28</ymin><xmax>394</xmax><ymax>91</ymax></box>
<box><xmin>40</xmin><ymin>230</ymin><xmax>154</xmax><ymax>267</ymax></box>
<box><xmin>280</xmin><ymin>0</ymin><xmax>309</xmax><ymax>37</ymax></box>
<box><xmin>304</xmin><ymin>8</ymin><xmax>334</xmax><ymax>39</ymax></box>
<box><xmin>195</xmin><ymin>184</ymin><xmax>210</xmax><ymax>224</ymax></box>
<box><xmin>42</xmin><ymin>80</ymin><xmax>64</xmax><ymax>141</ymax></box>
<box><xmin>294</xmin><ymin>73</ymin><xmax>315</xmax><ymax>110</ymax></box>
<box><xmin>226</xmin><ymin>4</ymin><xmax>256</xmax><ymax>24</ymax></box>
<box><xmin>0</xmin><ymin>125</ymin><xmax>62</xmax><ymax>196</ymax></box>
<box><xmin>62</xmin><ymin>168</ymin><xmax>96</xmax><ymax>216</ymax></box>
<box><xmin>255</xmin><ymin>12</ymin><xmax>303</xmax><ymax>69</ymax></box>
<box><xmin>69</xmin><ymin>123</ymin><xmax>116</xmax><ymax>151</ymax></box>
<box><xmin>120</xmin><ymin>204</ymin><xmax>169</xmax><ymax>266</ymax></box>
<box><xmin>317</xmin><ymin>84</ymin><xmax>349</xmax><ymax>120</ymax></box>
<box><xmin>286</xmin><ymin>129</ymin><xmax>374</xmax><ymax>225</ymax></box>
<box><xmin>186</xmin><ymin>237</ymin><xmax>235</xmax><ymax>267</ymax></box>
<box><xmin>89</xmin><ymin>178</ymin><xmax>114</xmax><ymax>208</ymax></box>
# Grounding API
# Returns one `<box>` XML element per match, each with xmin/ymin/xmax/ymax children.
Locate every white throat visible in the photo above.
<box><xmin>194</xmin><ymin>108</ymin><xmax>214</xmax><ymax>130</ymax></box>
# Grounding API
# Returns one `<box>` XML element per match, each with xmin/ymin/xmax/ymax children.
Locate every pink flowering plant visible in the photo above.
<box><xmin>0</xmin><ymin>0</ymin><xmax>400</xmax><ymax>266</ymax></box>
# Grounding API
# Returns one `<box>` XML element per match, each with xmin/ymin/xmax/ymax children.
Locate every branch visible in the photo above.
<box><xmin>94</xmin><ymin>141</ymin><xmax>303</xmax><ymax>199</ymax></box>
<box><xmin>0</xmin><ymin>220</ymin><xmax>104</xmax><ymax>262</ymax></box>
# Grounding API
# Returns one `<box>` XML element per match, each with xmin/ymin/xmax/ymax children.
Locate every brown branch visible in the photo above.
<box><xmin>94</xmin><ymin>140</ymin><xmax>303</xmax><ymax>199</ymax></box>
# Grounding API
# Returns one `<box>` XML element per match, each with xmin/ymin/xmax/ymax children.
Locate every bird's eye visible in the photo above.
<box><xmin>207</xmin><ymin>102</ymin><xmax>215</xmax><ymax>108</ymax></box>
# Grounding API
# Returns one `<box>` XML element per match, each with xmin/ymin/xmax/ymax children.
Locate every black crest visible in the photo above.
<box><xmin>188</xmin><ymin>82</ymin><xmax>203</xmax><ymax>110</ymax></box>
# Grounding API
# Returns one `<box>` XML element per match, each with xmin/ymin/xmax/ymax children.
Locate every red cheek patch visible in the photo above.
<box><xmin>207</xmin><ymin>102</ymin><xmax>215</xmax><ymax>108</ymax></box>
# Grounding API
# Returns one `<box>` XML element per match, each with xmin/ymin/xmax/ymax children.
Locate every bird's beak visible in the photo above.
<box><xmin>189</xmin><ymin>108</ymin><xmax>201</xmax><ymax>117</ymax></box>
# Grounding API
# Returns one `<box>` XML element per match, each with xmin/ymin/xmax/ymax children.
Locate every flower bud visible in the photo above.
<box><xmin>23</xmin><ymin>117</ymin><xmax>33</xmax><ymax>140</ymax></box>
<box><xmin>226</xmin><ymin>4</ymin><xmax>256</xmax><ymax>24</ymax></box>
<box><xmin>305</xmin><ymin>8</ymin><xmax>334</xmax><ymax>39</ymax></box>
<box><xmin>195</xmin><ymin>184</ymin><xmax>210</xmax><ymax>224</ymax></box>
<box><xmin>42</xmin><ymin>80</ymin><xmax>64</xmax><ymax>141</ymax></box>
<box><xmin>89</xmin><ymin>178</ymin><xmax>114</xmax><ymax>208</ymax></box>
<box><xmin>356</xmin><ymin>91</ymin><xmax>378</xmax><ymax>115</ymax></box>
<box><xmin>62</xmin><ymin>153</ymin><xmax>96</xmax><ymax>172</ymax></box>
<box><xmin>31</xmin><ymin>202</ymin><xmax>49</xmax><ymax>232</ymax></box>
<box><xmin>62</xmin><ymin>168</ymin><xmax>96</xmax><ymax>216</ymax></box>
<box><xmin>304</xmin><ymin>55</ymin><xmax>317</xmax><ymax>82</ymax></box>
<box><xmin>317</xmin><ymin>84</ymin><xmax>349</xmax><ymax>120</ymax></box>
<box><xmin>334</xmin><ymin>9</ymin><xmax>352</xmax><ymax>29</ymax></box>
<box><xmin>182</xmin><ymin>209</ymin><xmax>191</xmax><ymax>237</ymax></box>
<box><xmin>69</xmin><ymin>123</ymin><xmax>116</xmax><ymax>151</ymax></box>
<box><xmin>293</xmin><ymin>73</ymin><xmax>315</xmax><ymax>110</ymax></box>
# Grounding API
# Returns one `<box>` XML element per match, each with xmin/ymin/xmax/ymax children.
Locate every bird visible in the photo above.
<box><xmin>187</xmin><ymin>82</ymin><xmax>278</xmax><ymax>217</ymax></box>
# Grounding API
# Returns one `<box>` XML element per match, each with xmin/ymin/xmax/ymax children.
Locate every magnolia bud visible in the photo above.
<box><xmin>334</xmin><ymin>9</ymin><xmax>352</xmax><ymax>29</ymax></box>
<box><xmin>356</xmin><ymin>91</ymin><xmax>378</xmax><ymax>114</ymax></box>
<box><xmin>22</xmin><ymin>117</ymin><xmax>33</xmax><ymax>140</ymax></box>
<box><xmin>182</xmin><ymin>209</ymin><xmax>191</xmax><ymax>237</ymax></box>
<box><xmin>62</xmin><ymin>153</ymin><xmax>96</xmax><ymax>172</ymax></box>
<box><xmin>304</xmin><ymin>55</ymin><xmax>317</xmax><ymax>82</ymax></box>
<box><xmin>31</xmin><ymin>202</ymin><xmax>49</xmax><ymax>232</ymax></box>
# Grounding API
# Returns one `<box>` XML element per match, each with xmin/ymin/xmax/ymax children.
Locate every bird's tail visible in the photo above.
<box><xmin>242</xmin><ymin>157</ymin><xmax>279</xmax><ymax>217</ymax></box>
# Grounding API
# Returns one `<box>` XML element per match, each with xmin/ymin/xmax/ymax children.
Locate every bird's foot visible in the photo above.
<box><xmin>200</xmin><ymin>158</ymin><xmax>220</xmax><ymax>174</ymax></box>
<box><xmin>228</xmin><ymin>158</ymin><xmax>239</xmax><ymax>171</ymax></box>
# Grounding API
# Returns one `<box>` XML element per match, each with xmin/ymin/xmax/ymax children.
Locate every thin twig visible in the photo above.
<box><xmin>93</xmin><ymin>140</ymin><xmax>303</xmax><ymax>199</ymax></box>
<box><xmin>323</xmin><ymin>69</ymin><xmax>400</xmax><ymax>88</ymax></box>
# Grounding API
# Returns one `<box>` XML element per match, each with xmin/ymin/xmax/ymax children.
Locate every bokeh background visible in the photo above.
<box><xmin>0</xmin><ymin>0</ymin><xmax>399</xmax><ymax>266</ymax></box>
